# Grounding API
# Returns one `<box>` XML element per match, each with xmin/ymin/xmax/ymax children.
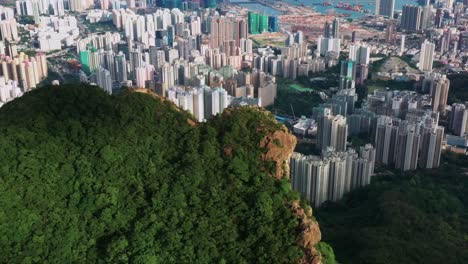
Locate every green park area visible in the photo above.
<box><xmin>269</xmin><ymin>77</ymin><xmax>324</xmax><ymax>117</ymax></box>
<box><xmin>290</xmin><ymin>84</ymin><xmax>314</xmax><ymax>92</ymax></box>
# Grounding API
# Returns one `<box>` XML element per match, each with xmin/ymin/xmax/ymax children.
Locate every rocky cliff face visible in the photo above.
<box><xmin>260</xmin><ymin>128</ymin><xmax>297</xmax><ymax>180</ymax></box>
<box><xmin>292</xmin><ymin>201</ymin><xmax>323</xmax><ymax>264</ymax></box>
<box><xmin>257</xmin><ymin>117</ymin><xmax>323</xmax><ymax>264</ymax></box>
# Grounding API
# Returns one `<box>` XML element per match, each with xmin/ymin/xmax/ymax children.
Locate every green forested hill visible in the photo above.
<box><xmin>316</xmin><ymin>159</ymin><xmax>468</xmax><ymax>264</ymax></box>
<box><xmin>0</xmin><ymin>85</ymin><xmax>308</xmax><ymax>263</ymax></box>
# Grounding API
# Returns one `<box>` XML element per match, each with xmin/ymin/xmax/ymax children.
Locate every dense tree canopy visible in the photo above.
<box><xmin>316</xmin><ymin>159</ymin><xmax>468</xmax><ymax>264</ymax></box>
<box><xmin>0</xmin><ymin>85</ymin><xmax>307</xmax><ymax>263</ymax></box>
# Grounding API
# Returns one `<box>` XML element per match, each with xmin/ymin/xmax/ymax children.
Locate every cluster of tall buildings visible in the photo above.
<box><xmin>316</xmin><ymin>87</ymin><xmax>358</xmax><ymax>117</ymax></box>
<box><xmin>315</xmin><ymin>107</ymin><xmax>348</xmax><ymax>152</ymax></box>
<box><xmin>317</xmin><ymin>18</ymin><xmax>340</xmax><ymax>61</ymax></box>
<box><xmin>290</xmin><ymin>144</ymin><xmax>376</xmax><ymax>207</ymax></box>
<box><xmin>348</xmin><ymin>84</ymin><xmax>446</xmax><ymax>171</ymax></box>
<box><xmin>348</xmin><ymin>43</ymin><xmax>370</xmax><ymax>85</ymax></box>
<box><xmin>375</xmin><ymin>0</ymin><xmax>466</xmax><ymax>72</ymax></box>
<box><xmin>0</xmin><ymin>7</ymin><xmax>19</xmax><ymax>42</ymax></box>
<box><xmin>16</xmin><ymin>0</ymin><xmax>66</xmax><ymax>19</ymax></box>
<box><xmin>0</xmin><ymin>76</ymin><xmax>23</xmax><ymax>107</ymax></box>
<box><xmin>77</xmin><ymin>23</ymin><xmax>277</xmax><ymax>106</ymax></box>
<box><xmin>0</xmin><ymin>52</ymin><xmax>48</xmax><ymax>107</ymax></box>
<box><xmin>158</xmin><ymin>0</ymin><xmax>216</xmax><ymax>9</ymax></box>
<box><xmin>374</xmin><ymin>114</ymin><xmax>444</xmax><ymax>170</ymax></box>
<box><xmin>16</xmin><ymin>0</ymin><xmax>94</xmax><ymax>16</ymax></box>
<box><xmin>167</xmin><ymin>85</ymin><xmax>261</xmax><ymax>122</ymax></box>
<box><xmin>247</xmin><ymin>12</ymin><xmax>277</xmax><ymax>35</ymax></box>
<box><xmin>252</xmin><ymin>44</ymin><xmax>331</xmax><ymax>80</ymax></box>
<box><xmin>285</xmin><ymin>31</ymin><xmax>303</xmax><ymax>47</ymax></box>
<box><xmin>78</xmin><ymin>8</ymin><xmax>267</xmax><ymax>94</ymax></box>
<box><xmin>0</xmin><ymin>52</ymin><xmax>48</xmax><ymax>91</ymax></box>
<box><xmin>400</xmin><ymin>4</ymin><xmax>434</xmax><ymax>32</ymax></box>
<box><xmin>36</xmin><ymin>16</ymin><xmax>79</xmax><ymax>51</ymax></box>
<box><xmin>368</xmin><ymin>89</ymin><xmax>422</xmax><ymax>117</ymax></box>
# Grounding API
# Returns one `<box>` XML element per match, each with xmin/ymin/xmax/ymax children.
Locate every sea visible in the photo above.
<box><xmin>232</xmin><ymin>0</ymin><xmax>421</xmax><ymax>19</ymax></box>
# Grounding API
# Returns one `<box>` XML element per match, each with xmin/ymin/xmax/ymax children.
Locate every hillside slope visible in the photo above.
<box><xmin>0</xmin><ymin>85</ymin><xmax>331</xmax><ymax>263</ymax></box>
<box><xmin>316</xmin><ymin>160</ymin><xmax>468</xmax><ymax>264</ymax></box>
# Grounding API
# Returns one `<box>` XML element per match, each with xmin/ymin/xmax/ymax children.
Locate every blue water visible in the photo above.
<box><xmin>286</xmin><ymin>0</ymin><xmax>419</xmax><ymax>18</ymax></box>
<box><xmin>237</xmin><ymin>3</ymin><xmax>283</xmax><ymax>16</ymax></box>
<box><xmin>234</xmin><ymin>0</ymin><xmax>419</xmax><ymax>19</ymax></box>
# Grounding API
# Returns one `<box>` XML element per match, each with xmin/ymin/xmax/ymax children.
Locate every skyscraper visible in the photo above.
<box><xmin>96</xmin><ymin>67</ymin><xmax>112</xmax><ymax>94</ymax></box>
<box><xmin>247</xmin><ymin>12</ymin><xmax>271</xmax><ymax>35</ymax></box>
<box><xmin>399</xmin><ymin>34</ymin><xmax>406</xmax><ymax>56</ymax></box>
<box><xmin>375</xmin><ymin>0</ymin><xmax>395</xmax><ymax>18</ymax></box>
<box><xmin>349</xmin><ymin>44</ymin><xmax>370</xmax><ymax>65</ymax></box>
<box><xmin>419</xmin><ymin>126</ymin><xmax>444</xmax><ymax>169</ymax></box>
<box><xmin>430</xmin><ymin>74</ymin><xmax>450</xmax><ymax>114</ymax></box>
<box><xmin>394</xmin><ymin>125</ymin><xmax>420</xmax><ymax>171</ymax></box>
<box><xmin>268</xmin><ymin>16</ymin><xmax>278</xmax><ymax>32</ymax></box>
<box><xmin>325</xmin><ymin>152</ymin><xmax>347</xmax><ymax>202</ymax></box>
<box><xmin>385</xmin><ymin>20</ymin><xmax>397</xmax><ymax>43</ymax></box>
<box><xmin>450</xmin><ymin>103</ymin><xmax>468</xmax><ymax>136</ymax></box>
<box><xmin>290</xmin><ymin>147</ymin><xmax>375</xmax><ymax>207</ymax></box>
<box><xmin>290</xmin><ymin>154</ymin><xmax>330</xmax><ymax>208</ymax></box>
<box><xmin>79</xmin><ymin>50</ymin><xmax>90</xmax><ymax>74</ymax></box>
<box><xmin>323</xmin><ymin>21</ymin><xmax>332</xmax><ymax>38</ymax></box>
<box><xmin>316</xmin><ymin>108</ymin><xmax>348</xmax><ymax>151</ymax></box>
<box><xmin>420</xmin><ymin>4</ymin><xmax>432</xmax><ymax>30</ymax></box>
<box><xmin>114</xmin><ymin>52</ymin><xmax>128</xmax><ymax>83</ymax></box>
<box><xmin>374</xmin><ymin>116</ymin><xmax>398</xmax><ymax>165</ymax></box>
<box><xmin>418</xmin><ymin>40</ymin><xmax>435</xmax><ymax>72</ymax></box>
<box><xmin>339</xmin><ymin>60</ymin><xmax>356</xmax><ymax>90</ymax></box>
<box><xmin>401</xmin><ymin>5</ymin><xmax>422</xmax><ymax>32</ymax></box>
<box><xmin>332</xmin><ymin>18</ymin><xmax>339</xmax><ymax>39</ymax></box>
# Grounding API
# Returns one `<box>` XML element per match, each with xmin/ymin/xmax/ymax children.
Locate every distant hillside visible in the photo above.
<box><xmin>0</xmin><ymin>84</ymin><xmax>335</xmax><ymax>263</ymax></box>
<box><xmin>316</xmin><ymin>157</ymin><xmax>468</xmax><ymax>264</ymax></box>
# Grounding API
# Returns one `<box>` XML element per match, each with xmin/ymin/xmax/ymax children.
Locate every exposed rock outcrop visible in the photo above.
<box><xmin>257</xmin><ymin>115</ymin><xmax>323</xmax><ymax>264</ymax></box>
<box><xmin>260</xmin><ymin>127</ymin><xmax>297</xmax><ymax>179</ymax></box>
<box><xmin>292</xmin><ymin>201</ymin><xmax>323</xmax><ymax>264</ymax></box>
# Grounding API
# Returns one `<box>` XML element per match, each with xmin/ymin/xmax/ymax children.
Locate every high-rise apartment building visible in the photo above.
<box><xmin>401</xmin><ymin>5</ymin><xmax>422</xmax><ymax>32</ymax></box>
<box><xmin>96</xmin><ymin>67</ymin><xmax>112</xmax><ymax>94</ymax></box>
<box><xmin>290</xmin><ymin>146</ymin><xmax>375</xmax><ymax>207</ymax></box>
<box><xmin>385</xmin><ymin>20</ymin><xmax>397</xmax><ymax>42</ymax></box>
<box><xmin>429</xmin><ymin>74</ymin><xmax>449</xmax><ymax>114</ymax></box>
<box><xmin>375</xmin><ymin>0</ymin><xmax>395</xmax><ymax>18</ymax></box>
<box><xmin>399</xmin><ymin>34</ymin><xmax>406</xmax><ymax>56</ymax></box>
<box><xmin>316</xmin><ymin>108</ymin><xmax>348</xmax><ymax>151</ymax></box>
<box><xmin>450</xmin><ymin>103</ymin><xmax>468</xmax><ymax>136</ymax></box>
<box><xmin>419</xmin><ymin>126</ymin><xmax>444</xmax><ymax>169</ymax></box>
<box><xmin>339</xmin><ymin>60</ymin><xmax>356</xmax><ymax>90</ymax></box>
<box><xmin>349</xmin><ymin>44</ymin><xmax>370</xmax><ymax>65</ymax></box>
<box><xmin>418</xmin><ymin>40</ymin><xmax>435</xmax><ymax>72</ymax></box>
<box><xmin>332</xmin><ymin>18</ymin><xmax>340</xmax><ymax>39</ymax></box>
<box><xmin>420</xmin><ymin>4</ymin><xmax>432</xmax><ymax>30</ymax></box>
<box><xmin>317</xmin><ymin>36</ymin><xmax>340</xmax><ymax>57</ymax></box>
<box><xmin>376</xmin><ymin>116</ymin><xmax>398</xmax><ymax>165</ymax></box>
<box><xmin>0</xmin><ymin>52</ymin><xmax>47</xmax><ymax>91</ymax></box>
<box><xmin>203</xmin><ymin>86</ymin><xmax>229</xmax><ymax>118</ymax></box>
<box><xmin>348</xmin><ymin>44</ymin><xmax>369</xmax><ymax>84</ymax></box>
<box><xmin>290</xmin><ymin>154</ymin><xmax>330</xmax><ymax>207</ymax></box>
<box><xmin>374</xmin><ymin>115</ymin><xmax>443</xmax><ymax>171</ymax></box>
<box><xmin>394</xmin><ymin>124</ymin><xmax>420</xmax><ymax>171</ymax></box>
